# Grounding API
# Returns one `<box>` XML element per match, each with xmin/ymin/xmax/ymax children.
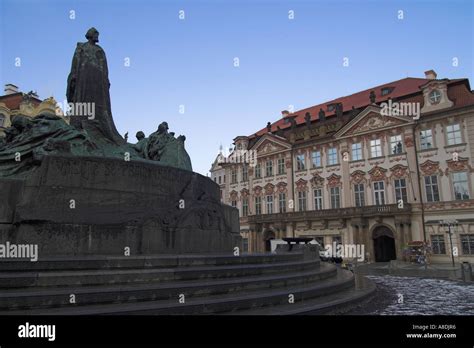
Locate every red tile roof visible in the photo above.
<box><xmin>0</xmin><ymin>93</ymin><xmax>42</xmax><ymax>110</ymax></box>
<box><xmin>251</xmin><ymin>77</ymin><xmax>470</xmax><ymax>137</ymax></box>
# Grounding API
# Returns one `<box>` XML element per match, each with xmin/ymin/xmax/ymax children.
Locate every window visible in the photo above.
<box><xmin>277</xmin><ymin>158</ymin><xmax>285</xmax><ymax>175</ymax></box>
<box><xmin>354</xmin><ymin>184</ymin><xmax>365</xmax><ymax>207</ymax></box>
<box><xmin>429</xmin><ymin>90</ymin><xmax>442</xmax><ymax>104</ymax></box>
<box><xmin>0</xmin><ymin>114</ymin><xmax>5</xmax><ymax>127</ymax></box>
<box><xmin>223</xmin><ymin>175</ymin><xmax>226</xmax><ymax>183</ymax></box>
<box><xmin>314</xmin><ymin>189</ymin><xmax>323</xmax><ymax>210</ymax></box>
<box><xmin>231</xmin><ymin>200</ymin><xmax>237</xmax><ymax>208</ymax></box>
<box><xmin>452</xmin><ymin>172</ymin><xmax>470</xmax><ymax>200</ymax></box>
<box><xmin>214</xmin><ymin>177</ymin><xmax>217</xmax><ymax>183</ymax></box>
<box><xmin>351</xmin><ymin>143</ymin><xmax>362</xmax><ymax>161</ymax></box>
<box><xmin>461</xmin><ymin>235</ymin><xmax>474</xmax><ymax>255</ymax></box>
<box><xmin>298</xmin><ymin>191</ymin><xmax>307</xmax><ymax>211</ymax></box>
<box><xmin>420</xmin><ymin>129</ymin><xmax>433</xmax><ymax>150</ymax></box>
<box><xmin>394</xmin><ymin>178</ymin><xmax>408</xmax><ymax>203</ymax></box>
<box><xmin>231</xmin><ymin>170</ymin><xmax>237</xmax><ymax>184</ymax></box>
<box><xmin>296</xmin><ymin>154</ymin><xmax>306</xmax><ymax>171</ymax></box>
<box><xmin>381</xmin><ymin>87</ymin><xmax>393</xmax><ymax>96</ymax></box>
<box><xmin>373</xmin><ymin>181</ymin><xmax>385</xmax><ymax>205</ymax></box>
<box><xmin>242</xmin><ymin>199</ymin><xmax>248</xmax><ymax>217</ymax></box>
<box><xmin>370</xmin><ymin>139</ymin><xmax>382</xmax><ymax>158</ymax></box>
<box><xmin>327</xmin><ymin>104</ymin><xmax>336</xmax><ymax>112</ymax></box>
<box><xmin>330</xmin><ymin>187</ymin><xmax>341</xmax><ymax>209</ymax></box>
<box><xmin>255</xmin><ymin>163</ymin><xmax>261</xmax><ymax>178</ymax></box>
<box><xmin>265</xmin><ymin>160</ymin><xmax>273</xmax><ymax>177</ymax></box>
<box><xmin>279</xmin><ymin>193</ymin><xmax>286</xmax><ymax>213</ymax></box>
<box><xmin>255</xmin><ymin>196</ymin><xmax>262</xmax><ymax>215</ymax></box>
<box><xmin>390</xmin><ymin>135</ymin><xmax>403</xmax><ymax>154</ymax></box>
<box><xmin>327</xmin><ymin>147</ymin><xmax>338</xmax><ymax>165</ymax></box>
<box><xmin>311</xmin><ymin>151</ymin><xmax>321</xmax><ymax>168</ymax></box>
<box><xmin>431</xmin><ymin>235</ymin><xmax>446</xmax><ymax>254</ymax></box>
<box><xmin>267</xmin><ymin>195</ymin><xmax>273</xmax><ymax>214</ymax></box>
<box><xmin>424</xmin><ymin>176</ymin><xmax>440</xmax><ymax>202</ymax></box>
<box><xmin>242</xmin><ymin>165</ymin><xmax>248</xmax><ymax>181</ymax></box>
<box><xmin>446</xmin><ymin>124</ymin><xmax>462</xmax><ymax>145</ymax></box>
<box><xmin>266</xmin><ymin>195</ymin><xmax>273</xmax><ymax>214</ymax></box>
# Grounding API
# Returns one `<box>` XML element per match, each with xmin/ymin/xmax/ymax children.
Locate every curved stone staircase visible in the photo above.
<box><xmin>0</xmin><ymin>251</ymin><xmax>375</xmax><ymax>315</ymax></box>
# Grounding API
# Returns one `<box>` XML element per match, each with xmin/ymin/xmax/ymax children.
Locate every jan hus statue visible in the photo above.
<box><xmin>67</xmin><ymin>27</ymin><xmax>124</xmax><ymax>145</ymax></box>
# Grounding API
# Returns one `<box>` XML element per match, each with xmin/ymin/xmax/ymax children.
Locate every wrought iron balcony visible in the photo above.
<box><xmin>247</xmin><ymin>203</ymin><xmax>412</xmax><ymax>224</ymax></box>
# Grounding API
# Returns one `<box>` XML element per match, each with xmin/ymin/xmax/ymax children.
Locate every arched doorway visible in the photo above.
<box><xmin>372</xmin><ymin>225</ymin><xmax>396</xmax><ymax>262</ymax></box>
<box><xmin>263</xmin><ymin>229</ymin><xmax>276</xmax><ymax>252</ymax></box>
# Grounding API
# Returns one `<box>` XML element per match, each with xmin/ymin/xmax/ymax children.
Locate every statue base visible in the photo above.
<box><xmin>0</xmin><ymin>155</ymin><xmax>241</xmax><ymax>256</ymax></box>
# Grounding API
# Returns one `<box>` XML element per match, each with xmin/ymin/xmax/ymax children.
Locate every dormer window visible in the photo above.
<box><xmin>420</xmin><ymin>76</ymin><xmax>453</xmax><ymax>113</ymax></box>
<box><xmin>381</xmin><ymin>87</ymin><xmax>394</xmax><ymax>96</ymax></box>
<box><xmin>327</xmin><ymin>104</ymin><xmax>336</xmax><ymax>112</ymax></box>
<box><xmin>429</xmin><ymin>90</ymin><xmax>442</xmax><ymax>104</ymax></box>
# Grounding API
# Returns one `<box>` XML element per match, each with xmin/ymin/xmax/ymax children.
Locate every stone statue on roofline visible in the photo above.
<box><xmin>369</xmin><ymin>90</ymin><xmax>376</xmax><ymax>104</ymax></box>
<box><xmin>318</xmin><ymin>108</ymin><xmax>326</xmax><ymax>121</ymax></box>
<box><xmin>304</xmin><ymin>112</ymin><xmax>311</xmax><ymax>127</ymax></box>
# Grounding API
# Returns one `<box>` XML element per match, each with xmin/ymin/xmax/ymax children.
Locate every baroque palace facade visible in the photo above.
<box><xmin>211</xmin><ymin>70</ymin><xmax>474</xmax><ymax>263</ymax></box>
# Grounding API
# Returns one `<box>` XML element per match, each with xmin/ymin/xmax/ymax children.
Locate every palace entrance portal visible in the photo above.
<box><xmin>372</xmin><ymin>225</ymin><xmax>396</xmax><ymax>262</ymax></box>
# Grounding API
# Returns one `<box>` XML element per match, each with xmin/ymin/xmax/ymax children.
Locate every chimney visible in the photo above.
<box><xmin>4</xmin><ymin>84</ymin><xmax>19</xmax><ymax>95</ymax></box>
<box><xmin>281</xmin><ymin>110</ymin><xmax>290</xmax><ymax>118</ymax></box>
<box><xmin>424</xmin><ymin>70</ymin><xmax>437</xmax><ymax>80</ymax></box>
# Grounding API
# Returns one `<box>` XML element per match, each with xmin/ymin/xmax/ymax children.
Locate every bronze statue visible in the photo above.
<box><xmin>133</xmin><ymin>131</ymin><xmax>149</xmax><ymax>158</ymax></box>
<box><xmin>67</xmin><ymin>27</ymin><xmax>124</xmax><ymax>145</ymax></box>
<box><xmin>145</xmin><ymin>122</ymin><xmax>192</xmax><ymax>170</ymax></box>
<box><xmin>0</xmin><ymin>28</ymin><xmax>193</xmax><ymax>176</ymax></box>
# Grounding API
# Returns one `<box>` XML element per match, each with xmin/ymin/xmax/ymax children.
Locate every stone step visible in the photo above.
<box><xmin>0</xmin><ymin>264</ymin><xmax>337</xmax><ymax>310</ymax></box>
<box><xmin>1</xmin><ymin>269</ymin><xmax>355</xmax><ymax>315</ymax></box>
<box><xmin>0</xmin><ymin>258</ymin><xmax>320</xmax><ymax>288</ymax></box>
<box><xmin>0</xmin><ymin>252</ymin><xmax>304</xmax><ymax>272</ymax></box>
<box><xmin>227</xmin><ymin>271</ymin><xmax>376</xmax><ymax>315</ymax></box>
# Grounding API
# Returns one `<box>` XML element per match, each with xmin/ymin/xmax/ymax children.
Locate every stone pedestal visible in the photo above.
<box><xmin>0</xmin><ymin>155</ymin><xmax>241</xmax><ymax>255</ymax></box>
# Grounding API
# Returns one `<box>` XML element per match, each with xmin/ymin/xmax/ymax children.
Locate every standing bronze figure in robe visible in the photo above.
<box><xmin>67</xmin><ymin>27</ymin><xmax>124</xmax><ymax>145</ymax></box>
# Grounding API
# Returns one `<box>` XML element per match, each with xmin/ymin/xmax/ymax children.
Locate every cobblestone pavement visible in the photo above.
<box><xmin>347</xmin><ymin>275</ymin><xmax>474</xmax><ymax>315</ymax></box>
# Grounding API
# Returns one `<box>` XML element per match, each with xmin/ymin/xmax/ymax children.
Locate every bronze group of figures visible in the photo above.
<box><xmin>0</xmin><ymin>27</ymin><xmax>192</xmax><ymax>177</ymax></box>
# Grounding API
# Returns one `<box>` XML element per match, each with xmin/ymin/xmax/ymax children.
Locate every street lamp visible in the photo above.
<box><xmin>439</xmin><ymin>219</ymin><xmax>458</xmax><ymax>267</ymax></box>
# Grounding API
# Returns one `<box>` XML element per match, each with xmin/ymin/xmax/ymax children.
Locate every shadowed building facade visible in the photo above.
<box><xmin>213</xmin><ymin>70</ymin><xmax>474</xmax><ymax>263</ymax></box>
<box><xmin>0</xmin><ymin>84</ymin><xmax>66</xmax><ymax>138</ymax></box>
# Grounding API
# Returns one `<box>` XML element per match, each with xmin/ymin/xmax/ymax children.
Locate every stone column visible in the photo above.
<box><xmin>287</xmin><ymin>152</ymin><xmax>296</xmax><ymax>217</ymax></box>
<box><xmin>360</xmin><ymin>221</ymin><xmax>372</xmax><ymax>262</ymax></box>
<box><xmin>247</xmin><ymin>166</ymin><xmax>253</xmax><ymax>217</ymax></box>
<box><xmin>405</xmin><ymin>222</ymin><xmax>411</xmax><ymax>245</ymax></box>
<box><xmin>395</xmin><ymin>221</ymin><xmax>404</xmax><ymax>260</ymax></box>
<box><xmin>249</xmin><ymin>223</ymin><xmax>259</xmax><ymax>253</ymax></box>
<box><xmin>404</xmin><ymin>128</ymin><xmax>421</xmax><ymax>202</ymax></box>
<box><xmin>340</xmin><ymin>141</ymin><xmax>351</xmax><ymax>208</ymax></box>
<box><xmin>352</xmin><ymin>224</ymin><xmax>359</xmax><ymax>245</ymax></box>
